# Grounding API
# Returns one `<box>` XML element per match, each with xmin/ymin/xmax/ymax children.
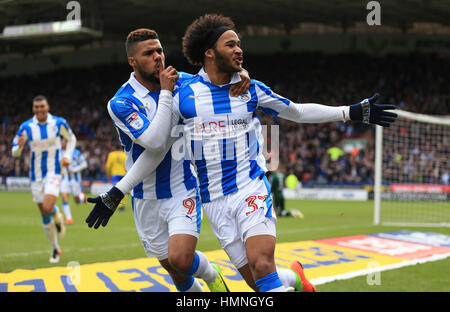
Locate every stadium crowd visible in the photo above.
<box><xmin>1</xmin><ymin>52</ymin><xmax>448</xmax><ymax>186</ymax></box>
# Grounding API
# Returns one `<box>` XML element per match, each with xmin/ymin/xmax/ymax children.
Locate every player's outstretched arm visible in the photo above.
<box><xmin>348</xmin><ymin>93</ymin><xmax>397</xmax><ymax>127</ymax></box>
<box><xmin>277</xmin><ymin>93</ymin><xmax>397</xmax><ymax>127</ymax></box>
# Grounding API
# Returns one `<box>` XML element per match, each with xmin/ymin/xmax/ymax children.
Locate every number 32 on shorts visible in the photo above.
<box><xmin>245</xmin><ymin>195</ymin><xmax>268</xmax><ymax>216</ymax></box>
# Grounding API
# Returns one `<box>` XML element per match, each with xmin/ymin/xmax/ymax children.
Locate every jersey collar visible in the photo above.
<box><xmin>128</xmin><ymin>72</ymin><xmax>152</xmax><ymax>98</ymax></box>
<box><xmin>198</xmin><ymin>67</ymin><xmax>241</xmax><ymax>86</ymax></box>
<box><xmin>33</xmin><ymin>113</ymin><xmax>52</xmax><ymax>124</ymax></box>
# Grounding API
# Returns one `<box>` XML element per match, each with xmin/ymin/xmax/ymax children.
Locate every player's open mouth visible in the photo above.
<box><xmin>234</xmin><ymin>57</ymin><xmax>243</xmax><ymax>65</ymax></box>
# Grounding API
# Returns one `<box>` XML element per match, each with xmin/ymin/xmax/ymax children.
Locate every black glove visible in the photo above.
<box><xmin>85</xmin><ymin>186</ymin><xmax>124</xmax><ymax>229</ymax></box>
<box><xmin>349</xmin><ymin>93</ymin><xmax>397</xmax><ymax>127</ymax></box>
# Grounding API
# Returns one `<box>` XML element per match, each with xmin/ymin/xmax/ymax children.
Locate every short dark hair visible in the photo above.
<box><xmin>125</xmin><ymin>28</ymin><xmax>159</xmax><ymax>56</ymax></box>
<box><xmin>182</xmin><ymin>14</ymin><xmax>235</xmax><ymax>66</ymax></box>
<box><xmin>33</xmin><ymin>95</ymin><xmax>48</xmax><ymax>103</ymax></box>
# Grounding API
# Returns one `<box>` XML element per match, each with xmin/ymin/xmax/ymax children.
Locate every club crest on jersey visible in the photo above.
<box><xmin>126</xmin><ymin>112</ymin><xmax>144</xmax><ymax>129</ymax></box>
<box><xmin>238</xmin><ymin>91</ymin><xmax>251</xmax><ymax>102</ymax></box>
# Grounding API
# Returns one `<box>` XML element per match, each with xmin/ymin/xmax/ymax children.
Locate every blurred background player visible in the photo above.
<box><xmin>11</xmin><ymin>95</ymin><xmax>76</xmax><ymax>263</ymax></box>
<box><xmin>269</xmin><ymin>166</ymin><xmax>304</xmax><ymax>219</ymax></box>
<box><xmin>60</xmin><ymin>138</ymin><xmax>88</xmax><ymax>224</ymax></box>
<box><xmin>105</xmin><ymin>143</ymin><xmax>127</xmax><ymax>211</ymax></box>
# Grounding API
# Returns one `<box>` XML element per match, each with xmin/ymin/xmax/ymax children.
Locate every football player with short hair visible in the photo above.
<box><xmin>12</xmin><ymin>95</ymin><xmax>77</xmax><ymax>263</ymax></box>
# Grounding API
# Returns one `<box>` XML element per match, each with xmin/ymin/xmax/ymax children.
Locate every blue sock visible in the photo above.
<box><xmin>186</xmin><ymin>252</ymin><xmax>200</xmax><ymax>276</ymax></box>
<box><xmin>49</xmin><ymin>205</ymin><xmax>58</xmax><ymax>216</ymax></box>
<box><xmin>175</xmin><ymin>252</ymin><xmax>200</xmax><ymax>276</ymax></box>
<box><xmin>42</xmin><ymin>214</ymin><xmax>52</xmax><ymax>225</ymax></box>
<box><xmin>175</xmin><ymin>276</ymin><xmax>195</xmax><ymax>292</ymax></box>
<box><xmin>255</xmin><ymin>272</ymin><xmax>284</xmax><ymax>292</ymax></box>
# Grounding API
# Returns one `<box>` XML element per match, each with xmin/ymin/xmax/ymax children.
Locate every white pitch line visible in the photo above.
<box><xmin>1</xmin><ymin>243</ymin><xmax>142</xmax><ymax>258</ymax></box>
<box><xmin>310</xmin><ymin>252</ymin><xmax>450</xmax><ymax>285</ymax></box>
<box><xmin>278</xmin><ymin>223</ymin><xmax>373</xmax><ymax>235</ymax></box>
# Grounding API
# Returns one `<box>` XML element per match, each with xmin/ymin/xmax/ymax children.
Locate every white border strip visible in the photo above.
<box><xmin>310</xmin><ymin>252</ymin><xmax>450</xmax><ymax>285</ymax></box>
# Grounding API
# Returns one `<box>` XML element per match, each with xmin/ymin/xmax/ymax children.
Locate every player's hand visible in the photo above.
<box><xmin>230</xmin><ymin>68</ymin><xmax>251</xmax><ymax>97</ymax></box>
<box><xmin>18</xmin><ymin>133</ymin><xmax>26</xmax><ymax>149</ymax></box>
<box><xmin>85</xmin><ymin>186</ymin><xmax>124</xmax><ymax>229</ymax></box>
<box><xmin>349</xmin><ymin>93</ymin><xmax>398</xmax><ymax>127</ymax></box>
<box><xmin>61</xmin><ymin>157</ymin><xmax>70</xmax><ymax>167</ymax></box>
<box><xmin>159</xmin><ymin>65</ymin><xmax>179</xmax><ymax>92</ymax></box>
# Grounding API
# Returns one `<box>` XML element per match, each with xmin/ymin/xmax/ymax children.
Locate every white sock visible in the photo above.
<box><xmin>277</xmin><ymin>268</ymin><xmax>297</xmax><ymax>288</ymax></box>
<box><xmin>79</xmin><ymin>192</ymin><xmax>85</xmax><ymax>203</ymax></box>
<box><xmin>191</xmin><ymin>251</ymin><xmax>217</xmax><ymax>284</ymax></box>
<box><xmin>51</xmin><ymin>205</ymin><xmax>63</xmax><ymax>224</ymax></box>
<box><xmin>184</xmin><ymin>278</ymin><xmax>204</xmax><ymax>292</ymax></box>
<box><xmin>43</xmin><ymin>221</ymin><xmax>59</xmax><ymax>250</ymax></box>
<box><xmin>266</xmin><ymin>285</ymin><xmax>286</xmax><ymax>292</ymax></box>
<box><xmin>62</xmin><ymin>202</ymin><xmax>72</xmax><ymax>220</ymax></box>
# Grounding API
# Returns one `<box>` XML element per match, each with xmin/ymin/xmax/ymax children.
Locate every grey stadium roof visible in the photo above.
<box><xmin>1</xmin><ymin>0</ymin><xmax>449</xmax><ymax>53</ymax></box>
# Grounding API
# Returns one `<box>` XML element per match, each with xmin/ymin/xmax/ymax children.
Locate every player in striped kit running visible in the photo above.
<box><xmin>86</xmin><ymin>28</ymin><xmax>250</xmax><ymax>292</ymax></box>
<box><xmin>87</xmin><ymin>15</ymin><xmax>396</xmax><ymax>292</ymax></box>
<box><xmin>12</xmin><ymin>95</ymin><xmax>77</xmax><ymax>263</ymax></box>
<box><xmin>60</xmin><ymin>138</ymin><xmax>88</xmax><ymax>225</ymax></box>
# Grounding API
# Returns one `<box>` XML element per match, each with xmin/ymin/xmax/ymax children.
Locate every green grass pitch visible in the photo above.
<box><xmin>1</xmin><ymin>191</ymin><xmax>449</xmax><ymax>291</ymax></box>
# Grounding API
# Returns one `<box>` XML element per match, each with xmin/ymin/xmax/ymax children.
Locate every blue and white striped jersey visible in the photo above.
<box><xmin>62</xmin><ymin>148</ymin><xmax>87</xmax><ymax>183</ymax></box>
<box><xmin>107</xmin><ymin>72</ymin><xmax>197</xmax><ymax>200</ymax></box>
<box><xmin>173</xmin><ymin>68</ymin><xmax>293</xmax><ymax>203</ymax></box>
<box><xmin>12</xmin><ymin>114</ymin><xmax>75</xmax><ymax>182</ymax></box>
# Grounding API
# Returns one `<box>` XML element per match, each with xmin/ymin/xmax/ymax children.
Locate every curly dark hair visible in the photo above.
<box><xmin>125</xmin><ymin>28</ymin><xmax>159</xmax><ymax>56</ymax></box>
<box><xmin>182</xmin><ymin>14</ymin><xmax>235</xmax><ymax>66</ymax></box>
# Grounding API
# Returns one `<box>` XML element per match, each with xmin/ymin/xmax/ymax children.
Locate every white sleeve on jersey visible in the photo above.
<box><xmin>278</xmin><ymin>102</ymin><xmax>351</xmax><ymax>123</ymax></box>
<box><xmin>60</xmin><ymin>122</ymin><xmax>77</xmax><ymax>160</ymax></box>
<box><xmin>254</xmin><ymin>80</ymin><xmax>351</xmax><ymax>123</ymax></box>
<box><xmin>134</xmin><ymin>90</ymin><xmax>174</xmax><ymax>151</ymax></box>
<box><xmin>115</xmin><ymin>136</ymin><xmax>178</xmax><ymax>195</ymax></box>
<box><xmin>11</xmin><ymin>124</ymin><xmax>28</xmax><ymax>157</ymax></box>
<box><xmin>71</xmin><ymin>156</ymin><xmax>88</xmax><ymax>173</ymax></box>
<box><xmin>254</xmin><ymin>80</ymin><xmax>292</xmax><ymax>116</ymax></box>
<box><xmin>108</xmin><ymin>90</ymin><xmax>173</xmax><ymax>153</ymax></box>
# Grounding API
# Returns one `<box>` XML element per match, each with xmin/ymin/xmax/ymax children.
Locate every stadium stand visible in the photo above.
<box><xmin>1</xmin><ymin>52</ymin><xmax>448</xmax><ymax>187</ymax></box>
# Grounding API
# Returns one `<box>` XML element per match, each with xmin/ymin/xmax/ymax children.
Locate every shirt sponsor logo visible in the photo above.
<box><xmin>30</xmin><ymin>137</ymin><xmax>59</xmax><ymax>151</ymax></box>
<box><xmin>126</xmin><ymin>112</ymin><xmax>144</xmax><ymax>130</ymax></box>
